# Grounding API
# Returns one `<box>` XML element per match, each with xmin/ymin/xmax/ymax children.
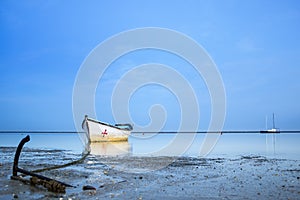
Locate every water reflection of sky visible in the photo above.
<box><xmin>0</xmin><ymin>133</ymin><xmax>299</xmax><ymax>160</ymax></box>
<box><xmin>130</xmin><ymin>133</ymin><xmax>300</xmax><ymax>159</ymax></box>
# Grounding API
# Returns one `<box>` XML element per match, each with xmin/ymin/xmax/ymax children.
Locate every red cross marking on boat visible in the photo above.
<box><xmin>102</xmin><ymin>129</ymin><xmax>108</xmax><ymax>135</ymax></box>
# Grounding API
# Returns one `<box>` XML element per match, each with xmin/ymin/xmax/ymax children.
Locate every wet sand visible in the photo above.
<box><xmin>1</xmin><ymin>147</ymin><xmax>300</xmax><ymax>199</ymax></box>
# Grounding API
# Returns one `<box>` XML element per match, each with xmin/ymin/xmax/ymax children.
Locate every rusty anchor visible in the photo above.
<box><xmin>11</xmin><ymin>135</ymin><xmax>73</xmax><ymax>193</ymax></box>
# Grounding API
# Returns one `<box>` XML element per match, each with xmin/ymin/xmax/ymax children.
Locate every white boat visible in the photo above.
<box><xmin>90</xmin><ymin>142</ymin><xmax>131</xmax><ymax>156</ymax></box>
<box><xmin>82</xmin><ymin>115</ymin><xmax>133</xmax><ymax>142</ymax></box>
<box><xmin>260</xmin><ymin>113</ymin><xmax>280</xmax><ymax>134</ymax></box>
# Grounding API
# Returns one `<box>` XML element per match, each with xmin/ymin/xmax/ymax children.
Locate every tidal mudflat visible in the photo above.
<box><xmin>1</xmin><ymin>147</ymin><xmax>299</xmax><ymax>199</ymax></box>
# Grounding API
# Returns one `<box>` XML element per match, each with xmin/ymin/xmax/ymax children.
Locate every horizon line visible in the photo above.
<box><xmin>0</xmin><ymin>130</ymin><xmax>300</xmax><ymax>134</ymax></box>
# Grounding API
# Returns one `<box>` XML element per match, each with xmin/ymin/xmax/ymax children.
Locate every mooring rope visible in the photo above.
<box><xmin>30</xmin><ymin>150</ymin><xmax>90</xmax><ymax>173</ymax></box>
<box><xmin>10</xmin><ymin>131</ymin><xmax>92</xmax><ymax>174</ymax></box>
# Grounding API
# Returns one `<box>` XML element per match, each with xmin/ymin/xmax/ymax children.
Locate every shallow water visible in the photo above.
<box><xmin>0</xmin><ymin>132</ymin><xmax>299</xmax><ymax>160</ymax></box>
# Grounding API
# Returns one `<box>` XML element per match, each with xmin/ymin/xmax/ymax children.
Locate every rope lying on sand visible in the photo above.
<box><xmin>31</xmin><ymin>150</ymin><xmax>90</xmax><ymax>173</ymax></box>
<box><xmin>31</xmin><ymin>132</ymin><xmax>91</xmax><ymax>173</ymax></box>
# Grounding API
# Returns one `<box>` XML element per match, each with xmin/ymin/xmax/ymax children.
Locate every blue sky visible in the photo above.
<box><xmin>1</xmin><ymin>0</ymin><xmax>300</xmax><ymax>131</ymax></box>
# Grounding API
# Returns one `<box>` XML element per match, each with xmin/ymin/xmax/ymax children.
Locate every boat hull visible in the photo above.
<box><xmin>90</xmin><ymin>142</ymin><xmax>131</xmax><ymax>156</ymax></box>
<box><xmin>83</xmin><ymin>116</ymin><xmax>132</xmax><ymax>142</ymax></box>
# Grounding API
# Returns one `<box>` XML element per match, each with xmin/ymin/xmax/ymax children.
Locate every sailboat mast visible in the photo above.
<box><xmin>272</xmin><ymin>113</ymin><xmax>275</xmax><ymax>129</ymax></box>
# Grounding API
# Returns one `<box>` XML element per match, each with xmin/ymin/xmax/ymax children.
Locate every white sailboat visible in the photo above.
<box><xmin>261</xmin><ymin>113</ymin><xmax>279</xmax><ymax>154</ymax></box>
<box><xmin>82</xmin><ymin>115</ymin><xmax>133</xmax><ymax>142</ymax></box>
<box><xmin>260</xmin><ymin>113</ymin><xmax>280</xmax><ymax>134</ymax></box>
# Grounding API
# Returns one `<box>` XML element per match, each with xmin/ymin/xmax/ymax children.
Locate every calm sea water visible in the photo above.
<box><xmin>0</xmin><ymin>133</ymin><xmax>299</xmax><ymax>160</ymax></box>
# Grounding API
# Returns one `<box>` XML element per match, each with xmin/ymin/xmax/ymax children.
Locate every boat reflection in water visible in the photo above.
<box><xmin>90</xmin><ymin>142</ymin><xmax>131</xmax><ymax>156</ymax></box>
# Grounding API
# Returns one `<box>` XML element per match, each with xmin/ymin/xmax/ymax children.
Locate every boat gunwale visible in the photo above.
<box><xmin>86</xmin><ymin>117</ymin><xmax>132</xmax><ymax>131</ymax></box>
